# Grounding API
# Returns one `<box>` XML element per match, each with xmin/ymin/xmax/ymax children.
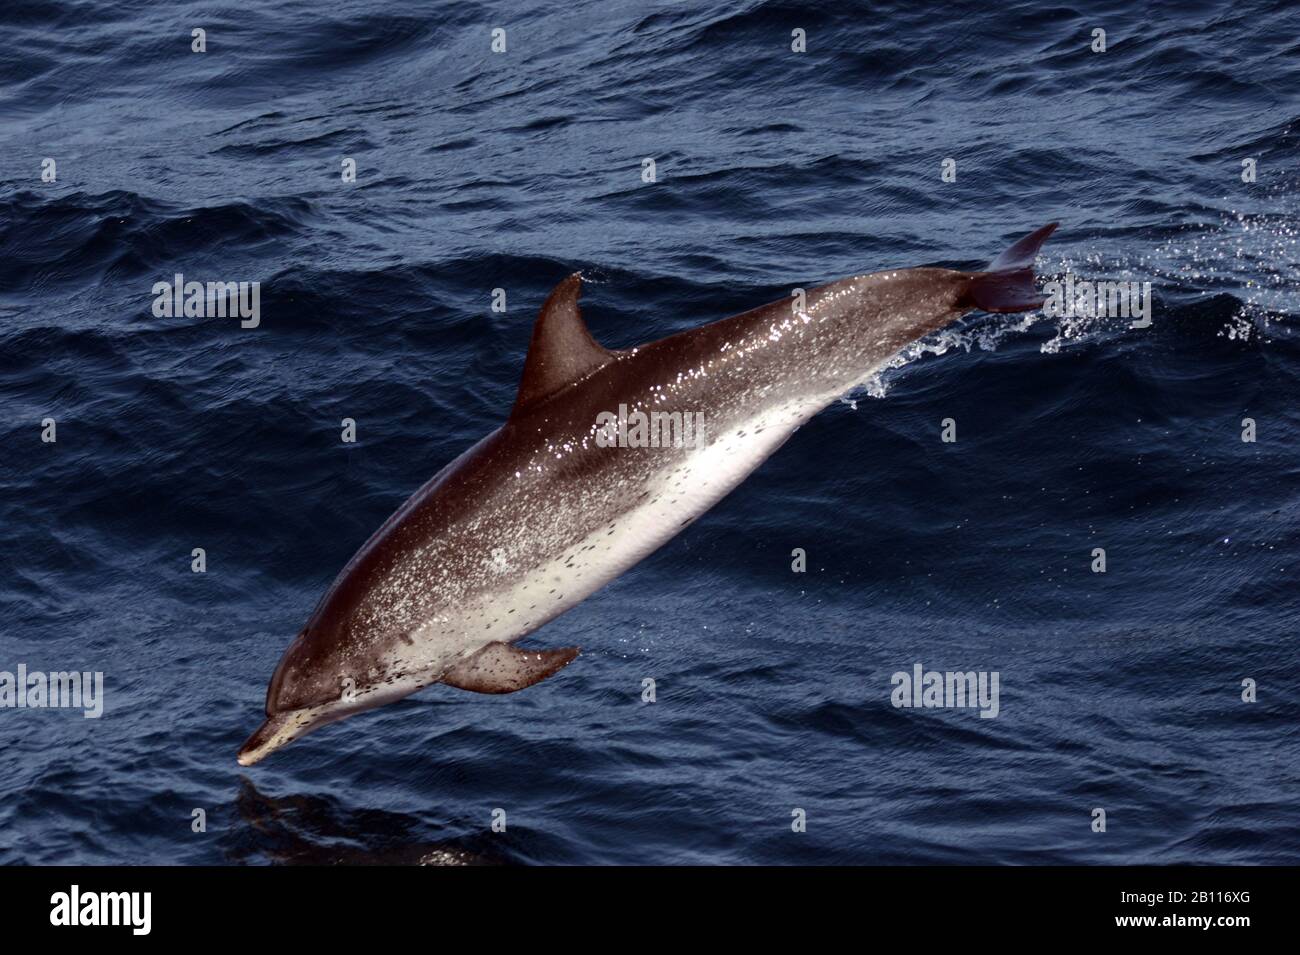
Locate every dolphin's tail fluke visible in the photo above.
<box><xmin>960</xmin><ymin>222</ymin><xmax>1059</xmax><ymax>314</ymax></box>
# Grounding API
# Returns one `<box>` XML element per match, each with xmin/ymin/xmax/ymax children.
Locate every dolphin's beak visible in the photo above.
<box><xmin>237</xmin><ymin>702</ymin><xmax>347</xmax><ymax>765</ymax></box>
<box><xmin>237</xmin><ymin>713</ymin><xmax>301</xmax><ymax>766</ymax></box>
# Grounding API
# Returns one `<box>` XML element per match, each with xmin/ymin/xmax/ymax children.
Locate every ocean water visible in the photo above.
<box><xmin>2</xmin><ymin>0</ymin><xmax>1298</xmax><ymax>865</ymax></box>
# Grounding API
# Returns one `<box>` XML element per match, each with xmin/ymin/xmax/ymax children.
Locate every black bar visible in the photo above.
<box><xmin>0</xmin><ymin>865</ymin><xmax>1284</xmax><ymax>939</ymax></box>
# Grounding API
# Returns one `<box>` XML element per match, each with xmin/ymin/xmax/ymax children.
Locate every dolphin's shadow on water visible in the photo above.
<box><xmin>221</xmin><ymin>778</ymin><xmax>502</xmax><ymax>866</ymax></box>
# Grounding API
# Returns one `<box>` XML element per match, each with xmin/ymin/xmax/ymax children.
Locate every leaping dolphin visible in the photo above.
<box><xmin>238</xmin><ymin>223</ymin><xmax>1058</xmax><ymax>764</ymax></box>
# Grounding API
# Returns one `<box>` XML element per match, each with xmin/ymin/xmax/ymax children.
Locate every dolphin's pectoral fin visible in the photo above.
<box><xmin>440</xmin><ymin>642</ymin><xmax>580</xmax><ymax>694</ymax></box>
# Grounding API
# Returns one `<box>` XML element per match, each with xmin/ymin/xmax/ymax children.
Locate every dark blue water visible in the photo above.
<box><xmin>2</xmin><ymin>0</ymin><xmax>1298</xmax><ymax>865</ymax></box>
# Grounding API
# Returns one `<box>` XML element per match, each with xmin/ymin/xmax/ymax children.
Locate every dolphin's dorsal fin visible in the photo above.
<box><xmin>511</xmin><ymin>273</ymin><xmax>614</xmax><ymax>415</ymax></box>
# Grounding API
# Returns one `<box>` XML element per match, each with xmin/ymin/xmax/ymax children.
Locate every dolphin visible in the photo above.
<box><xmin>238</xmin><ymin>222</ymin><xmax>1058</xmax><ymax>765</ymax></box>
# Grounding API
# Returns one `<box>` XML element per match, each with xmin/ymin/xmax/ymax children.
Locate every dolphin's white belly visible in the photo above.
<box><xmin>392</xmin><ymin>392</ymin><xmax>831</xmax><ymax>678</ymax></box>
